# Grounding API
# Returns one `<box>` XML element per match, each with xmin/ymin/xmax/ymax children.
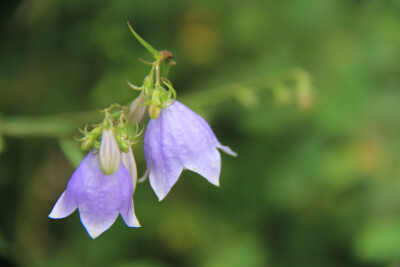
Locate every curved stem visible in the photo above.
<box><xmin>1</xmin><ymin>111</ymin><xmax>102</xmax><ymax>138</ymax></box>
<box><xmin>0</xmin><ymin>74</ymin><xmax>279</xmax><ymax>139</ymax></box>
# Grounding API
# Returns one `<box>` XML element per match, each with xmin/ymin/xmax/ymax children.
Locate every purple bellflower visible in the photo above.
<box><xmin>144</xmin><ymin>100</ymin><xmax>237</xmax><ymax>201</ymax></box>
<box><xmin>49</xmin><ymin>150</ymin><xmax>140</xmax><ymax>239</ymax></box>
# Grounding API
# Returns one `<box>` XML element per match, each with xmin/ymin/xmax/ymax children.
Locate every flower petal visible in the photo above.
<box><xmin>144</xmin><ymin>101</ymin><xmax>236</xmax><ymax>200</ymax></box>
<box><xmin>120</xmin><ymin>199</ymin><xmax>141</xmax><ymax>227</ymax></box>
<box><xmin>185</xmin><ymin>147</ymin><xmax>222</xmax><ymax>186</ymax></box>
<box><xmin>175</xmin><ymin>101</ymin><xmax>237</xmax><ymax>157</ymax></box>
<box><xmin>69</xmin><ymin>152</ymin><xmax>130</xmax><ymax>238</ymax></box>
<box><xmin>118</xmin><ymin>165</ymin><xmax>140</xmax><ymax>228</ymax></box>
<box><xmin>144</xmin><ymin>110</ymin><xmax>184</xmax><ymax>201</ymax></box>
<box><xmin>168</xmin><ymin>101</ymin><xmax>222</xmax><ymax>185</ymax></box>
<box><xmin>121</xmin><ymin>146</ymin><xmax>137</xmax><ymax>192</ymax></box>
<box><xmin>48</xmin><ymin>190</ymin><xmax>77</xmax><ymax>219</ymax></box>
<box><xmin>79</xmin><ymin>207</ymin><xmax>119</xmax><ymax>239</ymax></box>
<box><xmin>216</xmin><ymin>143</ymin><xmax>237</xmax><ymax>157</ymax></box>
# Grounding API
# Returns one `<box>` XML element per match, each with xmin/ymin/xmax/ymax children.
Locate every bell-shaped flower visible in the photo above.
<box><xmin>143</xmin><ymin>100</ymin><xmax>237</xmax><ymax>201</ymax></box>
<box><xmin>49</xmin><ymin>150</ymin><xmax>140</xmax><ymax>239</ymax></box>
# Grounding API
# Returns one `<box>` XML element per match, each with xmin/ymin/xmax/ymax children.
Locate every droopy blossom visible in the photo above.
<box><xmin>49</xmin><ymin>150</ymin><xmax>140</xmax><ymax>239</ymax></box>
<box><xmin>144</xmin><ymin>100</ymin><xmax>237</xmax><ymax>201</ymax></box>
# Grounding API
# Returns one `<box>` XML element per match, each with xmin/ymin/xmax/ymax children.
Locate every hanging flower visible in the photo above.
<box><xmin>143</xmin><ymin>100</ymin><xmax>237</xmax><ymax>200</ymax></box>
<box><xmin>49</xmin><ymin>150</ymin><xmax>140</xmax><ymax>239</ymax></box>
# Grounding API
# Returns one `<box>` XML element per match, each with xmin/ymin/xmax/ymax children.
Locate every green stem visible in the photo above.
<box><xmin>0</xmin><ymin>74</ymin><xmax>281</xmax><ymax>139</ymax></box>
<box><xmin>180</xmin><ymin>76</ymin><xmax>274</xmax><ymax>108</ymax></box>
<box><xmin>1</xmin><ymin>111</ymin><xmax>101</xmax><ymax>138</ymax></box>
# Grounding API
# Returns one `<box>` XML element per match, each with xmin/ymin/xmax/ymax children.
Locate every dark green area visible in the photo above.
<box><xmin>1</xmin><ymin>0</ymin><xmax>400</xmax><ymax>266</ymax></box>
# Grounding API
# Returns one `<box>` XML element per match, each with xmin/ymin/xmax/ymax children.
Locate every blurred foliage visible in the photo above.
<box><xmin>1</xmin><ymin>0</ymin><xmax>400</xmax><ymax>266</ymax></box>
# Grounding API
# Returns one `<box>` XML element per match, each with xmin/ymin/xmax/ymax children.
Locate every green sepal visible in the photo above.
<box><xmin>127</xmin><ymin>22</ymin><xmax>161</xmax><ymax>59</ymax></box>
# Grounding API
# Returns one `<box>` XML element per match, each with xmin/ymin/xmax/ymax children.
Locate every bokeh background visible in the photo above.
<box><xmin>1</xmin><ymin>0</ymin><xmax>400</xmax><ymax>266</ymax></box>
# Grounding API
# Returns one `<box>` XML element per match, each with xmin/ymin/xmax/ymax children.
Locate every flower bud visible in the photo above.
<box><xmin>99</xmin><ymin>128</ymin><xmax>121</xmax><ymax>175</ymax></box>
<box><xmin>119</xmin><ymin>137</ymin><xmax>130</xmax><ymax>153</ymax></box>
<box><xmin>81</xmin><ymin>135</ymin><xmax>94</xmax><ymax>150</ymax></box>
<box><xmin>128</xmin><ymin>94</ymin><xmax>149</xmax><ymax>125</ymax></box>
<box><xmin>143</xmin><ymin>75</ymin><xmax>153</xmax><ymax>93</ymax></box>
<box><xmin>149</xmin><ymin>104</ymin><xmax>161</xmax><ymax>120</ymax></box>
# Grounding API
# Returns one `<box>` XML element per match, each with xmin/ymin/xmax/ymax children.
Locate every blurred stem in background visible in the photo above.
<box><xmin>0</xmin><ymin>68</ymin><xmax>313</xmax><ymax>139</ymax></box>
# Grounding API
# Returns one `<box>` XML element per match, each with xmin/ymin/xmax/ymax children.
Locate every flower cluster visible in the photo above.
<box><xmin>49</xmin><ymin>23</ymin><xmax>236</xmax><ymax>238</ymax></box>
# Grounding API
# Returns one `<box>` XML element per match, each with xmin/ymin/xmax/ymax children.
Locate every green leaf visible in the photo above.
<box><xmin>127</xmin><ymin>22</ymin><xmax>160</xmax><ymax>59</ymax></box>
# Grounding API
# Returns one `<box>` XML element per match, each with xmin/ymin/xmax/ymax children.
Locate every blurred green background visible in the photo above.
<box><xmin>1</xmin><ymin>0</ymin><xmax>400</xmax><ymax>266</ymax></box>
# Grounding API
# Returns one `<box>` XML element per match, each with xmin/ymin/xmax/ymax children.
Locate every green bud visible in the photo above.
<box><xmin>81</xmin><ymin>135</ymin><xmax>94</xmax><ymax>150</ymax></box>
<box><xmin>119</xmin><ymin>139</ymin><xmax>130</xmax><ymax>153</ymax></box>
<box><xmin>149</xmin><ymin>104</ymin><xmax>161</xmax><ymax>120</ymax></box>
<box><xmin>143</xmin><ymin>75</ymin><xmax>154</xmax><ymax>93</ymax></box>
<box><xmin>115</xmin><ymin>132</ymin><xmax>130</xmax><ymax>153</ymax></box>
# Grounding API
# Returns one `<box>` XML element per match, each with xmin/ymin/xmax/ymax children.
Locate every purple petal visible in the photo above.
<box><xmin>120</xmin><ymin>199</ymin><xmax>140</xmax><ymax>227</ymax></box>
<box><xmin>118</xmin><ymin>166</ymin><xmax>140</xmax><ymax>227</ymax></box>
<box><xmin>79</xmin><ymin>205</ymin><xmax>119</xmax><ymax>239</ymax></box>
<box><xmin>144</xmin><ymin>101</ymin><xmax>236</xmax><ymax>200</ymax></box>
<box><xmin>216</xmin><ymin>143</ymin><xmax>237</xmax><ymax>157</ymax></box>
<box><xmin>144</xmin><ymin>112</ymin><xmax>183</xmax><ymax>200</ymax></box>
<box><xmin>67</xmin><ymin>151</ymin><xmax>134</xmax><ymax>238</ymax></box>
<box><xmin>121</xmin><ymin>146</ymin><xmax>137</xmax><ymax>192</ymax></box>
<box><xmin>174</xmin><ymin>101</ymin><xmax>237</xmax><ymax>157</ymax></box>
<box><xmin>48</xmin><ymin>190</ymin><xmax>77</xmax><ymax>219</ymax></box>
<box><xmin>164</xmin><ymin>101</ymin><xmax>222</xmax><ymax>185</ymax></box>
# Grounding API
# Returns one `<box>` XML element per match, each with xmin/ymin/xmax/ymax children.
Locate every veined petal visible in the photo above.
<box><xmin>48</xmin><ymin>190</ymin><xmax>77</xmax><ymax>219</ymax></box>
<box><xmin>162</xmin><ymin>101</ymin><xmax>222</xmax><ymax>185</ymax></box>
<box><xmin>68</xmin><ymin>152</ymin><xmax>132</xmax><ymax>239</ymax></box>
<box><xmin>144</xmin><ymin>100</ymin><xmax>236</xmax><ymax>200</ymax></box>
<box><xmin>174</xmin><ymin>101</ymin><xmax>237</xmax><ymax>157</ymax></box>
<box><xmin>79</xmin><ymin>206</ymin><xmax>120</xmax><ymax>239</ymax></box>
<box><xmin>185</xmin><ymin>147</ymin><xmax>222</xmax><ymax>186</ymax></box>
<box><xmin>144</xmin><ymin>111</ymin><xmax>183</xmax><ymax>201</ymax></box>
